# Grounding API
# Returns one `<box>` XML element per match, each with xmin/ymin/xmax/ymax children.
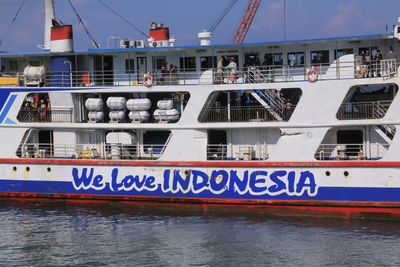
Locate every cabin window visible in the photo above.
<box><xmin>180</xmin><ymin>57</ymin><xmax>196</xmax><ymax>72</ymax></box>
<box><xmin>29</xmin><ymin>60</ymin><xmax>40</xmax><ymax>67</ymax></box>
<box><xmin>287</xmin><ymin>52</ymin><xmax>304</xmax><ymax>66</ymax></box>
<box><xmin>222</xmin><ymin>55</ymin><xmax>239</xmax><ymax>67</ymax></box>
<box><xmin>200</xmin><ymin>56</ymin><xmax>217</xmax><ymax>70</ymax></box>
<box><xmin>152</xmin><ymin>56</ymin><xmax>166</xmax><ymax>70</ymax></box>
<box><xmin>9</xmin><ymin>61</ymin><xmax>18</xmax><ymax>72</ymax></box>
<box><xmin>264</xmin><ymin>53</ymin><xmax>283</xmax><ymax>66</ymax></box>
<box><xmin>334</xmin><ymin>48</ymin><xmax>353</xmax><ymax>59</ymax></box>
<box><xmin>125</xmin><ymin>59</ymin><xmax>135</xmax><ymax>73</ymax></box>
<box><xmin>311</xmin><ymin>50</ymin><xmax>329</xmax><ymax>64</ymax></box>
<box><xmin>359</xmin><ymin>47</ymin><xmax>378</xmax><ymax>58</ymax></box>
<box><xmin>244</xmin><ymin>53</ymin><xmax>259</xmax><ymax>66</ymax></box>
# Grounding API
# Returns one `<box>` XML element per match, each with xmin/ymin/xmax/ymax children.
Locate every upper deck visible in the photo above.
<box><xmin>0</xmin><ymin>33</ymin><xmax>398</xmax><ymax>88</ymax></box>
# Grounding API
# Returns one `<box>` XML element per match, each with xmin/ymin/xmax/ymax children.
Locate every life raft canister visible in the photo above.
<box><xmin>307</xmin><ymin>66</ymin><xmax>318</xmax><ymax>82</ymax></box>
<box><xmin>143</xmin><ymin>72</ymin><xmax>154</xmax><ymax>87</ymax></box>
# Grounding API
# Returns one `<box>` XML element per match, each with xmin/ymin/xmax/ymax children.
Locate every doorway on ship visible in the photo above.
<box><xmin>38</xmin><ymin>130</ymin><xmax>53</xmax><ymax>158</ymax></box>
<box><xmin>93</xmin><ymin>55</ymin><xmax>114</xmax><ymax>85</ymax></box>
<box><xmin>137</xmin><ymin>57</ymin><xmax>147</xmax><ymax>84</ymax></box>
<box><xmin>337</xmin><ymin>130</ymin><xmax>363</xmax><ymax>158</ymax></box>
<box><xmin>207</xmin><ymin>130</ymin><xmax>227</xmax><ymax>160</ymax></box>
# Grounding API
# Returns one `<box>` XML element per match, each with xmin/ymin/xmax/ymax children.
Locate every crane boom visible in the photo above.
<box><xmin>232</xmin><ymin>0</ymin><xmax>261</xmax><ymax>44</ymax></box>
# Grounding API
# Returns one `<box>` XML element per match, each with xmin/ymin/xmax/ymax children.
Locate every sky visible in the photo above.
<box><xmin>0</xmin><ymin>0</ymin><xmax>399</xmax><ymax>52</ymax></box>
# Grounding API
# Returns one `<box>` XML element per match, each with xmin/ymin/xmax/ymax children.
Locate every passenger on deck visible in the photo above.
<box><xmin>374</xmin><ymin>50</ymin><xmax>383</xmax><ymax>77</ymax></box>
<box><xmin>217</xmin><ymin>57</ymin><xmax>224</xmax><ymax>84</ymax></box>
<box><xmin>226</xmin><ymin>58</ymin><xmax>238</xmax><ymax>83</ymax></box>
<box><xmin>362</xmin><ymin>50</ymin><xmax>371</xmax><ymax>78</ymax></box>
<box><xmin>386</xmin><ymin>46</ymin><xmax>397</xmax><ymax>60</ymax></box>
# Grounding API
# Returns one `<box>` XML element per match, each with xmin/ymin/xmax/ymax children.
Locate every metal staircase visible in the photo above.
<box><xmin>250</xmin><ymin>89</ymin><xmax>286</xmax><ymax>121</ymax></box>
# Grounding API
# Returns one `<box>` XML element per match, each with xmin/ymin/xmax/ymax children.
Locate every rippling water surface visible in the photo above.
<box><xmin>0</xmin><ymin>202</ymin><xmax>400</xmax><ymax>267</ymax></box>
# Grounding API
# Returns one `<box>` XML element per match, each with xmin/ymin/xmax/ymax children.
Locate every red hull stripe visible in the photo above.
<box><xmin>2</xmin><ymin>192</ymin><xmax>400</xmax><ymax>219</ymax></box>
<box><xmin>1</xmin><ymin>158</ymin><xmax>400</xmax><ymax>168</ymax></box>
<box><xmin>50</xmin><ymin>26</ymin><xmax>73</xmax><ymax>41</ymax></box>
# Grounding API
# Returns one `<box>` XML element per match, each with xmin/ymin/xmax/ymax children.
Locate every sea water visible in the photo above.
<box><xmin>0</xmin><ymin>202</ymin><xmax>400</xmax><ymax>267</ymax></box>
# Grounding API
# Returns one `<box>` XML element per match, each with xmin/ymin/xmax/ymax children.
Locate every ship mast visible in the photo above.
<box><xmin>44</xmin><ymin>0</ymin><xmax>55</xmax><ymax>50</ymax></box>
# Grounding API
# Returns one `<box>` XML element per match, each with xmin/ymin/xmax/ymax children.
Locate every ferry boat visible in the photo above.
<box><xmin>1</xmin><ymin>1</ymin><xmax>400</xmax><ymax>219</ymax></box>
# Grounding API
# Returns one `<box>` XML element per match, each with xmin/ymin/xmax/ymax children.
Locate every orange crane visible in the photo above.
<box><xmin>232</xmin><ymin>0</ymin><xmax>261</xmax><ymax>44</ymax></box>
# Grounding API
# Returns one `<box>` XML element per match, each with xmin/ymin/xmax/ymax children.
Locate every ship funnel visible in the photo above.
<box><xmin>198</xmin><ymin>30</ymin><xmax>211</xmax><ymax>46</ymax></box>
<box><xmin>44</xmin><ymin>0</ymin><xmax>55</xmax><ymax>50</ymax></box>
<box><xmin>50</xmin><ymin>24</ymin><xmax>74</xmax><ymax>52</ymax></box>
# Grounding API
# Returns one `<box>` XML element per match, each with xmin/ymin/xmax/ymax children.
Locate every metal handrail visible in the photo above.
<box><xmin>19</xmin><ymin>143</ymin><xmax>167</xmax><ymax>160</ymax></box>
<box><xmin>314</xmin><ymin>143</ymin><xmax>389</xmax><ymax>160</ymax></box>
<box><xmin>2</xmin><ymin>59</ymin><xmax>396</xmax><ymax>88</ymax></box>
<box><xmin>199</xmin><ymin>105</ymin><xmax>295</xmax><ymax>122</ymax></box>
<box><xmin>336</xmin><ymin>100</ymin><xmax>392</xmax><ymax>120</ymax></box>
<box><xmin>207</xmin><ymin>144</ymin><xmax>268</xmax><ymax>161</ymax></box>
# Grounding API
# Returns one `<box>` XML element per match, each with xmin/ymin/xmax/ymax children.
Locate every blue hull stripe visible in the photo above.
<box><xmin>1</xmin><ymin>179</ymin><xmax>400</xmax><ymax>203</ymax></box>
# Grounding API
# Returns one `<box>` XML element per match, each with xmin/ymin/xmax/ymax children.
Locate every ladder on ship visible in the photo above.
<box><xmin>250</xmin><ymin>89</ymin><xmax>287</xmax><ymax>121</ymax></box>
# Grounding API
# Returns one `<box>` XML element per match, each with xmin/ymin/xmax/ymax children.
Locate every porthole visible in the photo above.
<box><xmin>26</xmin><ymin>166</ymin><xmax>30</xmax><ymax>172</ymax></box>
<box><xmin>325</xmin><ymin>171</ymin><xmax>330</xmax><ymax>176</ymax></box>
<box><xmin>13</xmin><ymin>166</ymin><xmax>17</xmax><ymax>171</ymax></box>
<box><xmin>47</xmin><ymin>167</ymin><xmax>51</xmax><ymax>172</ymax></box>
<box><xmin>344</xmin><ymin>171</ymin><xmax>349</xmax><ymax>177</ymax></box>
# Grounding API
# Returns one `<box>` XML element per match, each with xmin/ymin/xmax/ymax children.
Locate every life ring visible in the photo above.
<box><xmin>307</xmin><ymin>66</ymin><xmax>318</xmax><ymax>82</ymax></box>
<box><xmin>143</xmin><ymin>73</ymin><xmax>154</xmax><ymax>87</ymax></box>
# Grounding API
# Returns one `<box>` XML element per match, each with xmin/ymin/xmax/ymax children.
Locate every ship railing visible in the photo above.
<box><xmin>3</xmin><ymin>59</ymin><xmax>397</xmax><ymax>88</ymax></box>
<box><xmin>314</xmin><ymin>143</ymin><xmax>390</xmax><ymax>160</ymax></box>
<box><xmin>198</xmin><ymin>105</ymin><xmax>295</xmax><ymax>123</ymax></box>
<box><xmin>207</xmin><ymin>144</ymin><xmax>268</xmax><ymax>161</ymax></box>
<box><xmin>17</xmin><ymin>107</ymin><xmax>74</xmax><ymax>123</ymax></box>
<box><xmin>19</xmin><ymin>143</ymin><xmax>166</xmax><ymax>160</ymax></box>
<box><xmin>336</xmin><ymin>100</ymin><xmax>392</xmax><ymax>120</ymax></box>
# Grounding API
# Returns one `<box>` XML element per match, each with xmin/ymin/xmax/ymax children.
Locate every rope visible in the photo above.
<box><xmin>97</xmin><ymin>0</ymin><xmax>148</xmax><ymax>39</ymax></box>
<box><xmin>207</xmin><ymin>0</ymin><xmax>238</xmax><ymax>33</ymax></box>
<box><xmin>0</xmin><ymin>0</ymin><xmax>27</xmax><ymax>46</ymax></box>
<box><xmin>67</xmin><ymin>0</ymin><xmax>100</xmax><ymax>48</ymax></box>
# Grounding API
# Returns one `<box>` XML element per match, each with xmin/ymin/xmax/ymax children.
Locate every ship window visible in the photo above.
<box><xmin>244</xmin><ymin>53</ymin><xmax>259</xmax><ymax>66</ymax></box>
<box><xmin>200</xmin><ymin>56</ymin><xmax>217</xmax><ymax>70</ymax></box>
<box><xmin>180</xmin><ymin>57</ymin><xmax>196</xmax><ymax>71</ymax></box>
<box><xmin>359</xmin><ymin>47</ymin><xmax>378</xmax><ymax>58</ymax></box>
<box><xmin>152</xmin><ymin>56</ymin><xmax>166</xmax><ymax>70</ymax></box>
<box><xmin>222</xmin><ymin>55</ymin><xmax>239</xmax><ymax>67</ymax></box>
<box><xmin>287</xmin><ymin>52</ymin><xmax>304</xmax><ymax>66</ymax></box>
<box><xmin>334</xmin><ymin>48</ymin><xmax>353</xmax><ymax>59</ymax></box>
<box><xmin>264</xmin><ymin>53</ymin><xmax>283</xmax><ymax>66</ymax></box>
<box><xmin>29</xmin><ymin>61</ymin><xmax>40</xmax><ymax>67</ymax></box>
<box><xmin>143</xmin><ymin>131</ymin><xmax>171</xmax><ymax>146</ymax></box>
<box><xmin>311</xmin><ymin>50</ymin><xmax>329</xmax><ymax>64</ymax></box>
<box><xmin>9</xmin><ymin>61</ymin><xmax>18</xmax><ymax>71</ymax></box>
<box><xmin>125</xmin><ymin>59</ymin><xmax>135</xmax><ymax>73</ymax></box>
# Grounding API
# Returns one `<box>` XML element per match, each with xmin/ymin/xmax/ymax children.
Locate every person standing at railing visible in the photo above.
<box><xmin>38</xmin><ymin>100</ymin><xmax>47</xmax><ymax>122</ymax></box>
<box><xmin>386</xmin><ymin>46</ymin><xmax>397</xmax><ymax>60</ymax></box>
<box><xmin>386</xmin><ymin>46</ymin><xmax>397</xmax><ymax>74</ymax></box>
<box><xmin>362</xmin><ymin>50</ymin><xmax>371</xmax><ymax>78</ymax></box>
<box><xmin>226</xmin><ymin>57</ymin><xmax>237</xmax><ymax>83</ymax></box>
<box><xmin>217</xmin><ymin>57</ymin><xmax>224</xmax><ymax>84</ymax></box>
<box><xmin>374</xmin><ymin>50</ymin><xmax>383</xmax><ymax>77</ymax></box>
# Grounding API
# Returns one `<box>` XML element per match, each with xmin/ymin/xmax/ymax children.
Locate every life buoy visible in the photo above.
<box><xmin>143</xmin><ymin>73</ymin><xmax>154</xmax><ymax>87</ymax></box>
<box><xmin>307</xmin><ymin>66</ymin><xmax>318</xmax><ymax>82</ymax></box>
